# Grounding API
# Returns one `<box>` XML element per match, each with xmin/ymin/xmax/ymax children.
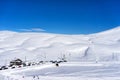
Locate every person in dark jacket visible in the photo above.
<box><xmin>55</xmin><ymin>63</ymin><xmax>59</xmax><ymax>67</ymax></box>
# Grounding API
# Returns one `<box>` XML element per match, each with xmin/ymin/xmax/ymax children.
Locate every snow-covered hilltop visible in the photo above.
<box><xmin>0</xmin><ymin>27</ymin><xmax>120</xmax><ymax>65</ymax></box>
<box><xmin>0</xmin><ymin>27</ymin><xmax>120</xmax><ymax>80</ymax></box>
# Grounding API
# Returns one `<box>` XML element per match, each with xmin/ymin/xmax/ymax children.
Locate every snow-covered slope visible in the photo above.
<box><xmin>1</xmin><ymin>62</ymin><xmax>120</xmax><ymax>80</ymax></box>
<box><xmin>0</xmin><ymin>27</ymin><xmax>120</xmax><ymax>65</ymax></box>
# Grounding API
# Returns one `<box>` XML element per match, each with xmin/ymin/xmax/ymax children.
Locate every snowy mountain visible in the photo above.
<box><xmin>0</xmin><ymin>27</ymin><xmax>120</xmax><ymax>65</ymax></box>
<box><xmin>0</xmin><ymin>27</ymin><xmax>120</xmax><ymax>80</ymax></box>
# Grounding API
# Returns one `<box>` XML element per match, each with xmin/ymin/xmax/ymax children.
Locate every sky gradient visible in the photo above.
<box><xmin>0</xmin><ymin>0</ymin><xmax>120</xmax><ymax>34</ymax></box>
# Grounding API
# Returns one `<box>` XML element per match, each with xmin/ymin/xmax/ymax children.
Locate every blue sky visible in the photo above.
<box><xmin>0</xmin><ymin>0</ymin><xmax>120</xmax><ymax>34</ymax></box>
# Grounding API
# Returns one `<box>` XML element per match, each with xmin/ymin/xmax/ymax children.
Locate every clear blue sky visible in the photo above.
<box><xmin>0</xmin><ymin>0</ymin><xmax>120</xmax><ymax>34</ymax></box>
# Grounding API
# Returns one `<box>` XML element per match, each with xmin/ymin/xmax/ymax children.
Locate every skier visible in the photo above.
<box><xmin>55</xmin><ymin>63</ymin><xmax>59</xmax><ymax>67</ymax></box>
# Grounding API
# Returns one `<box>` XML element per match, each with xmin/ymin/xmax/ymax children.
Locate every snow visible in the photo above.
<box><xmin>0</xmin><ymin>27</ymin><xmax>120</xmax><ymax>80</ymax></box>
<box><xmin>0</xmin><ymin>62</ymin><xmax>120</xmax><ymax>80</ymax></box>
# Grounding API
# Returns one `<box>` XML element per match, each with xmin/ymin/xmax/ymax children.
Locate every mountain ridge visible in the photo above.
<box><xmin>0</xmin><ymin>27</ymin><xmax>120</xmax><ymax>65</ymax></box>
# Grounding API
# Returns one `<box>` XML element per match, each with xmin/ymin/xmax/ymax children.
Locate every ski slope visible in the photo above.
<box><xmin>0</xmin><ymin>27</ymin><xmax>120</xmax><ymax>80</ymax></box>
<box><xmin>1</xmin><ymin>62</ymin><xmax>120</xmax><ymax>80</ymax></box>
<box><xmin>0</xmin><ymin>27</ymin><xmax>120</xmax><ymax>65</ymax></box>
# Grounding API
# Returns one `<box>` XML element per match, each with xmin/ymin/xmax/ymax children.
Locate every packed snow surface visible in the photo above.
<box><xmin>1</xmin><ymin>62</ymin><xmax>120</xmax><ymax>80</ymax></box>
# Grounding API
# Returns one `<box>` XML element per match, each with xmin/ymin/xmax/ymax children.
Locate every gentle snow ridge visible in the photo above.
<box><xmin>0</xmin><ymin>27</ymin><xmax>120</xmax><ymax>80</ymax></box>
<box><xmin>0</xmin><ymin>27</ymin><xmax>120</xmax><ymax>65</ymax></box>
